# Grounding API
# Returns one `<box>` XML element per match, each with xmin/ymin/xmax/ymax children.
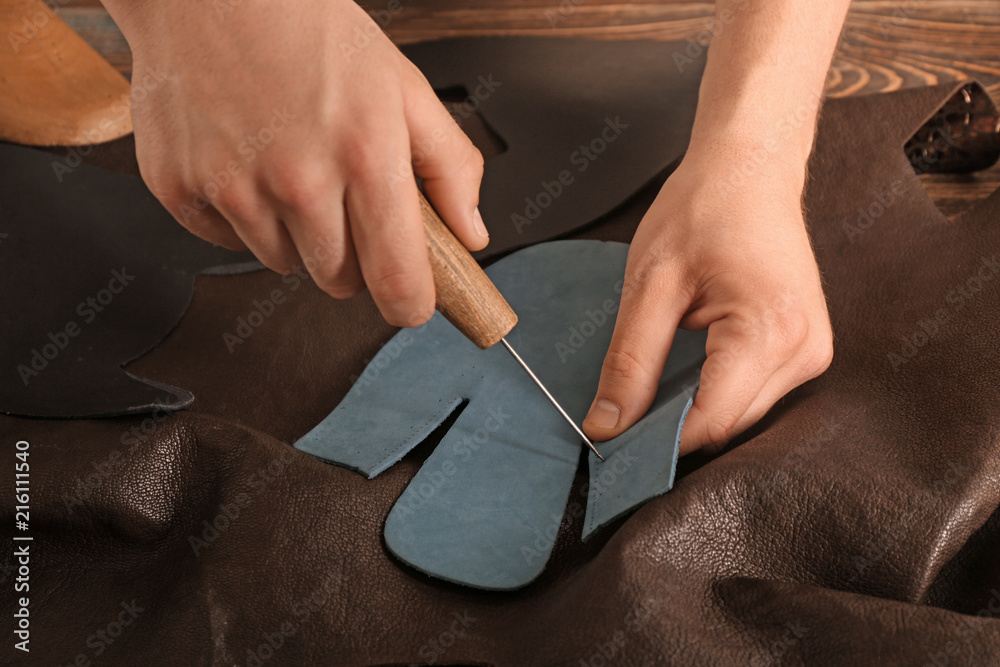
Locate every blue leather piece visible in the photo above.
<box><xmin>583</xmin><ymin>370</ymin><xmax>701</xmax><ymax>541</ymax></box>
<box><xmin>295</xmin><ymin>240</ymin><xmax>706</xmax><ymax>589</ymax></box>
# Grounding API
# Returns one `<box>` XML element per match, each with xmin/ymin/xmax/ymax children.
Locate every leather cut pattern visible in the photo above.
<box><xmin>296</xmin><ymin>241</ymin><xmax>706</xmax><ymax>590</ymax></box>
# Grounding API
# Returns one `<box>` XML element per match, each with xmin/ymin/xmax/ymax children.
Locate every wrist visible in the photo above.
<box><xmin>682</xmin><ymin>127</ymin><xmax>811</xmax><ymax>200</ymax></box>
<box><xmin>689</xmin><ymin>77</ymin><xmax>826</xmax><ymax>189</ymax></box>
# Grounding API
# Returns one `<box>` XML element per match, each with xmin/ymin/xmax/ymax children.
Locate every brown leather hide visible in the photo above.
<box><xmin>2</xmin><ymin>82</ymin><xmax>1000</xmax><ymax>666</ymax></box>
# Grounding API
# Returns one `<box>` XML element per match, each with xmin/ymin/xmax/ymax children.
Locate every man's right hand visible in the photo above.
<box><xmin>103</xmin><ymin>0</ymin><xmax>488</xmax><ymax>327</ymax></box>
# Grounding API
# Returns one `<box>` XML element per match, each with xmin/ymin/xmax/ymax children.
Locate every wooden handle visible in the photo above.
<box><xmin>0</xmin><ymin>0</ymin><xmax>132</xmax><ymax>146</ymax></box>
<box><xmin>419</xmin><ymin>192</ymin><xmax>517</xmax><ymax>349</ymax></box>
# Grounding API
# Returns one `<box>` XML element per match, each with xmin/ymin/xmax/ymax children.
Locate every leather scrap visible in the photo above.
<box><xmin>0</xmin><ymin>143</ymin><xmax>260</xmax><ymax>418</ymax></box>
<box><xmin>403</xmin><ymin>37</ymin><xmax>706</xmax><ymax>257</ymax></box>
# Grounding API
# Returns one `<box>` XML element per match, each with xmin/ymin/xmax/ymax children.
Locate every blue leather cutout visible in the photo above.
<box><xmin>295</xmin><ymin>241</ymin><xmax>706</xmax><ymax>589</ymax></box>
<box><xmin>583</xmin><ymin>369</ymin><xmax>701</xmax><ymax>541</ymax></box>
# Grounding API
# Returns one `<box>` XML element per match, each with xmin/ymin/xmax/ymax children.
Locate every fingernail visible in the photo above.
<box><xmin>473</xmin><ymin>207</ymin><xmax>489</xmax><ymax>239</ymax></box>
<box><xmin>586</xmin><ymin>399</ymin><xmax>620</xmax><ymax>430</ymax></box>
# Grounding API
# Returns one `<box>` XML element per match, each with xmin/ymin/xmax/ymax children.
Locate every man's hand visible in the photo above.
<box><xmin>583</xmin><ymin>0</ymin><xmax>850</xmax><ymax>454</ymax></box>
<box><xmin>103</xmin><ymin>0</ymin><xmax>488</xmax><ymax>327</ymax></box>
<box><xmin>583</xmin><ymin>151</ymin><xmax>833</xmax><ymax>454</ymax></box>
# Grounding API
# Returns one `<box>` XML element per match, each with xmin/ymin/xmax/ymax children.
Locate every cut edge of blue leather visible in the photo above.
<box><xmin>583</xmin><ymin>388</ymin><xmax>696</xmax><ymax>541</ymax></box>
<box><xmin>299</xmin><ymin>390</ymin><xmax>465</xmax><ymax>479</ymax></box>
<box><xmin>294</xmin><ymin>241</ymin><xmax>707</xmax><ymax>590</ymax></box>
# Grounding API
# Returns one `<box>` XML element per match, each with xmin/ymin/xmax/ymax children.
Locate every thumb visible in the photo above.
<box><xmin>402</xmin><ymin>63</ymin><xmax>488</xmax><ymax>252</ymax></box>
<box><xmin>678</xmin><ymin>320</ymin><xmax>778</xmax><ymax>454</ymax></box>
<box><xmin>583</xmin><ymin>269</ymin><xmax>686</xmax><ymax>442</ymax></box>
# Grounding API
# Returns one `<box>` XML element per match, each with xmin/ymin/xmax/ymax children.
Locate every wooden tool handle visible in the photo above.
<box><xmin>419</xmin><ymin>192</ymin><xmax>518</xmax><ymax>349</ymax></box>
<box><xmin>0</xmin><ymin>0</ymin><xmax>132</xmax><ymax>146</ymax></box>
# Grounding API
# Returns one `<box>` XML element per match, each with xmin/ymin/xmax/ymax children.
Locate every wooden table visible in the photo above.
<box><xmin>56</xmin><ymin>0</ymin><xmax>1000</xmax><ymax>218</ymax></box>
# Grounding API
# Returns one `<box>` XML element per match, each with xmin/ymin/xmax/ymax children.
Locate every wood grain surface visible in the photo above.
<box><xmin>53</xmin><ymin>0</ymin><xmax>1000</xmax><ymax>217</ymax></box>
<box><xmin>419</xmin><ymin>191</ymin><xmax>519</xmax><ymax>348</ymax></box>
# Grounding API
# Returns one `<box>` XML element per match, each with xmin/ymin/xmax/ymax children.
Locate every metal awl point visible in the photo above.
<box><xmin>500</xmin><ymin>337</ymin><xmax>605</xmax><ymax>462</ymax></box>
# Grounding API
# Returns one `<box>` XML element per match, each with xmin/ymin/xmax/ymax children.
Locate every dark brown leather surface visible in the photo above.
<box><xmin>3</xmin><ymin>82</ymin><xmax>1000</xmax><ymax>666</ymax></box>
<box><xmin>0</xmin><ymin>143</ymin><xmax>259</xmax><ymax>419</ymax></box>
<box><xmin>400</xmin><ymin>37</ymin><xmax>704</xmax><ymax>258</ymax></box>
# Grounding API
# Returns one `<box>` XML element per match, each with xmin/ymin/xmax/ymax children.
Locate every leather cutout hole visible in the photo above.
<box><xmin>906</xmin><ymin>84</ymin><xmax>1000</xmax><ymax>219</ymax></box>
<box><xmin>402</xmin><ymin>398</ymin><xmax>468</xmax><ymax>466</ymax></box>
<box><xmin>437</xmin><ymin>85</ymin><xmax>508</xmax><ymax>161</ymax></box>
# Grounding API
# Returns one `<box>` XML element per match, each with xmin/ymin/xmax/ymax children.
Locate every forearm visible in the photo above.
<box><xmin>690</xmin><ymin>0</ymin><xmax>851</xmax><ymax>187</ymax></box>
